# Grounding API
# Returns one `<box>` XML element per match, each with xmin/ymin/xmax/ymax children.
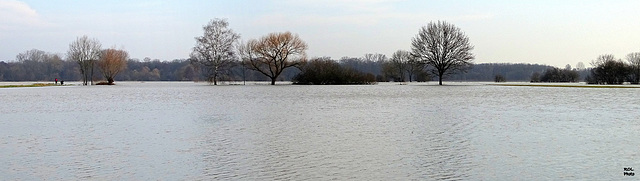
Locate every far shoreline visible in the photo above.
<box><xmin>4</xmin><ymin>81</ymin><xmax>640</xmax><ymax>88</ymax></box>
<box><xmin>0</xmin><ymin>83</ymin><xmax>62</xmax><ymax>88</ymax></box>
<box><xmin>489</xmin><ymin>83</ymin><xmax>640</xmax><ymax>88</ymax></box>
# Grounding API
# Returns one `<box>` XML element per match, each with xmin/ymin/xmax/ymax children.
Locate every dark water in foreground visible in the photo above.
<box><xmin>1</xmin><ymin>82</ymin><xmax>639</xmax><ymax>180</ymax></box>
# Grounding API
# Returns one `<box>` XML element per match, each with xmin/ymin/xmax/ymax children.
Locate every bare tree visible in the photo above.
<box><xmin>97</xmin><ymin>48</ymin><xmax>128</xmax><ymax>84</ymax></box>
<box><xmin>191</xmin><ymin>19</ymin><xmax>240</xmax><ymax>85</ymax></box>
<box><xmin>390</xmin><ymin>50</ymin><xmax>410</xmax><ymax>82</ymax></box>
<box><xmin>67</xmin><ymin>35</ymin><xmax>102</xmax><ymax>85</ymax></box>
<box><xmin>16</xmin><ymin>49</ymin><xmax>48</xmax><ymax>62</ymax></box>
<box><xmin>381</xmin><ymin>61</ymin><xmax>398</xmax><ymax>81</ymax></box>
<box><xmin>626</xmin><ymin>52</ymin><xmax>640</xmax><ymax>84</ymax></box>
<box><xmin>411</xmin><ymin>21</ymin><xmax>474</xmax><ymax>85</ymax></box>
<box><xmin>361</xmin><ymin>53</ymin><xmax>387</xmax><ymax>79</ymax></box>
<box><xmin>16</xmin><ymin>49</ymin><xmax>64</xmax><ymax>80</ymax></box>
<box><xmin>590</xmin><ymin>54</ymin><xmax>617</xmax><ymax>67</ymax></box>
<box><xmin>588</xmin><ymin>54</ymin><xmax>628</xmax><ymax>84</ymax></box>
<box><xmin>363</xmin><ymin>53</ymin><xmax>387</xmax><ymax>63</ymax></box>
<box><xmin>241</xmin><ymin>32</ymin><xmax>307</xmax><ymax>85</ymax></box>
<box><xmin>405</xmin><ymin>55</ymin><xmax>424</xmax><ymax>82</ymax></box>
<box><xmin>237</xmin><ymin>40</ymin><xmax>255</xmax><ymax>85</ymax></box>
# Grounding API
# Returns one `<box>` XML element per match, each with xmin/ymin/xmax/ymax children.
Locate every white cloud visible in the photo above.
<box><xmin>0</xmin><ymin>0</ymin><xmax>48</xmax><ymax>30</ymax></box>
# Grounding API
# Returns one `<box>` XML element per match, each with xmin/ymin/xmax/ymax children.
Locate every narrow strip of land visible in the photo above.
<box><xmin>0</xmin><ymin>83</ymin><xmax>59</xmax><ymax>88</ymax></box>
<box><xmin>489</xmin><ymin>84</ymin><xmax>640</xmax><ymax>88</ymax></box>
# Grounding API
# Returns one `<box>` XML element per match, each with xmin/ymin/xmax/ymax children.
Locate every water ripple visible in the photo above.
<box><xmin>1</xmin><ymin>82</ymin><xmax>638</xmax><ymax>180</ymax></box>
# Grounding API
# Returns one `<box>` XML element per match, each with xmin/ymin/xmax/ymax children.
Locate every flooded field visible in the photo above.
<box><xmin>1</xmin><ymin>82</ymin><xmax>639</xmax><ymax>180</ymax></box>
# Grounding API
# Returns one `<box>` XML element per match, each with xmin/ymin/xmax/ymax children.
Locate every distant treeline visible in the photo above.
<box><xmin>449</xmin><ymin>63</ymin><xmax>554</xmax><ymax>81</ymax></box>
<box><xmin>0</xmin><ymin>55</ymin><xmax>591</xmax><ymax>82</ymax></box>
<box><xmin>0</xmin><ymin>57</ymin><xmax>298</xmax><ymax>82</ymax></box>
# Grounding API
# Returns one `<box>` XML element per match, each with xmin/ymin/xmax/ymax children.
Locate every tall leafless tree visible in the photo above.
<box><xmin>97</xmin><ymin>48</ymin><xmax>128</xmax><ymax>84</ymax></box>
<box><xmin>390</xmin><ymin>50</ymin><xmax>411</xmax><ymax>82</ymax></box>
<box><xmin>240</xmin><ymin>32</ymin><xmax>307</xmax><ymax>85</ymax></box>
<box><xmin>411</xmin><ymin>21</ymin><xmax>474</xmax><ymax>85</ymax></box>
<box><xmin>236</xmin><ymin>41</ymin><xmax>253</xmax><ymax>85</ymax></box>
<box><xmin>67</xmin><ymin>35</ymin><xmax>102</xmax><ymax>85</ymax></box>
<box><xmin>626</xmin><ymin>52</ymin><xmax>640</xmax><ymax>84</ymax></box>
<box><xmin>191</xmin><ymin>19</ymin><xmax>240</xmax><ymax>85</ymax></box>
<box><xmin>405</xmin><ymin>55</ymin><xmax>424</xmax><ymax>82</ymax></box>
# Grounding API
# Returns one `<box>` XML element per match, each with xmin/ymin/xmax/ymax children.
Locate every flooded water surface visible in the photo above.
<box><xmin>1</xmin><ymin>82</ymin><xmax>639</xmax><ymax>180</ymax></box>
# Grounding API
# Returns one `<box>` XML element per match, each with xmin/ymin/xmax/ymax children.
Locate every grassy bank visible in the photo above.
<box><xmin>490</xmin><ymin>84</ymin><xmax>640</xmax><ymax>88</ymax></box>
<box><xmin>0</xmin><ymin>83</ymin><xmax>60</xmax><ymax>88</ymax></box>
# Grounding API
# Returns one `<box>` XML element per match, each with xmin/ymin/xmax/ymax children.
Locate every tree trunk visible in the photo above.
<box><xmin>82</xmin><ymin>64</ymin><xmax>88</xmax><ymax>85</ymax></box>
<box><xmin>213</xmin><ymin>74</ymin><xmax>217</xmax><ymax>85</ymax></box>
<box><xmin>90</xmin><ymin>61</ymin><xmax>94</xmax><ymax>85</ymax></box>
<box><xmin>438</xmin><ymin>74</ymin><xmax>443</xmax><ymax>85</ymax></box>
<box><xmin>84</xmin><ymin>68</ymin><xmax>89</xmax><ymax>85</ymax></box>
<box><xmin>271</xmin><ymin>78</ymin><xmax>276</xmax><ymax>85</ymax></box>
<box><xmin>107</xmin><ymin>77</ymin><xmax>114</xmax><ymax>84</ymax></box>
<box><xmin>636</xmin><ymin>69</ymin><xmax>640</xmax><ymax>84</ymax></box>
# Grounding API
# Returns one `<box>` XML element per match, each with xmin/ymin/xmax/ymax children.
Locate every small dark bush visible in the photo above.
<box><xmin>96</xmin><ymin>81</ymin><xmax>115</xmax><ymax>85</ymax></box>
<box><xmin>494</xmin><ymin>74</ymin><xmax>506</xmax><ymax>82</ymax></box>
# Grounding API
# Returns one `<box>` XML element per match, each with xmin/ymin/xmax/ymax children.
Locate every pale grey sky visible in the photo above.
<box><xmin>2</xmin><ymin>0</ymin><xmax>639</xmax><ymax>67</ymax></box>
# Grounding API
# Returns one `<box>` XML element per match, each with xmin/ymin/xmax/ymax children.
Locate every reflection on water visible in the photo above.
<box><xmin>1</xmin><ymin>82</ymin><xmax>639</xmax><ymax>180</ymax></box>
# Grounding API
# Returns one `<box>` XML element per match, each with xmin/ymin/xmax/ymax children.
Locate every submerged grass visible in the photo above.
<box><xmin>490</xmin><ymin>84</ymin><xmax>640</xmax><ymax>88</ymax></box>
<box><xmin>0</xmin><ymin>83</ymin><xmax>60</xmax><ymax>88</ymax></box>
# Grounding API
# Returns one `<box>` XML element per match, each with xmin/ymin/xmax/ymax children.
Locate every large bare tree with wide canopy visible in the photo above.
<box><xmin>239</xmin><ymin>32</ymin><xmax>307</xmax><ymax>85</ymax></box>
<box><xmin>411</xmin><ymin>21</ymin><xmax>474</xmax><ymax>85</ymax></box>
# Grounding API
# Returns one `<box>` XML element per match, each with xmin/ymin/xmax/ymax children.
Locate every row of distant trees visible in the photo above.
<box><xmin>5</xmin><ymin>18</ymin><xmax>639</xmax><ymax>85</ymax></box>
<box><xmin>0</xmin><ymin>54</ymin><xmax>575</xmax><ymax>83</ymax></box>
<box><xmin>2</xmin><ymin>19</ymin><xmax>475</xmax><ymax>85</ymax></box>
<box><xmin>585</xmin><ymin>53</ymin><xmax>640</xmax><ymax>84</ymax></box>
<box><xmin>0</xmin><ymin>47</ymin><xmax>126</xmax><ymax>85</ymax></box>
<box><xmin>0</xmin><ymin>47</ymin><xmax>598</xmax><ymax>83</ymax></box>
<box><xmin>0</xmin><ymin>50</ymin><xmax>194</xmax><ymax>82</ymax></box>
<box><xmin>2</xmin><ymin>54</ymin><xmax>600</xmax><ymax>83</ymax></box>
<box><xmin>523</xmin><ymin>53</ymin><xmax>640</xmax><ymax>84</ymax></box>
<box><xmin>530</xmin><ymin>66</ymin><xmax>580</xmax><ymax>82</ymax></box>
<box><xmin>189</xmin><ymin>19</ymin><xmax>474</xmax><ymax>85</ymax></box>
<box><xmin>20</xmin><ymin>18</ymin><xmax>631</xmax><ymax>85</ymax></box>
<box><xmin>0</xmin><ymin>37</ymin><xmax>130</xmax><ymax>85</ymax></box>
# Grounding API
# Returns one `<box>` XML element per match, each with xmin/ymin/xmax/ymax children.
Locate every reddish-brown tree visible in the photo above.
<box><xmin>97</xmin><ymin>48</ymin><xmax>128</xmax><ymax>84</ymax></box>
<box><xmin>240</xmin><ymin>32</ymin><xmax>307</xmax><ymax>85</ymax></box>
